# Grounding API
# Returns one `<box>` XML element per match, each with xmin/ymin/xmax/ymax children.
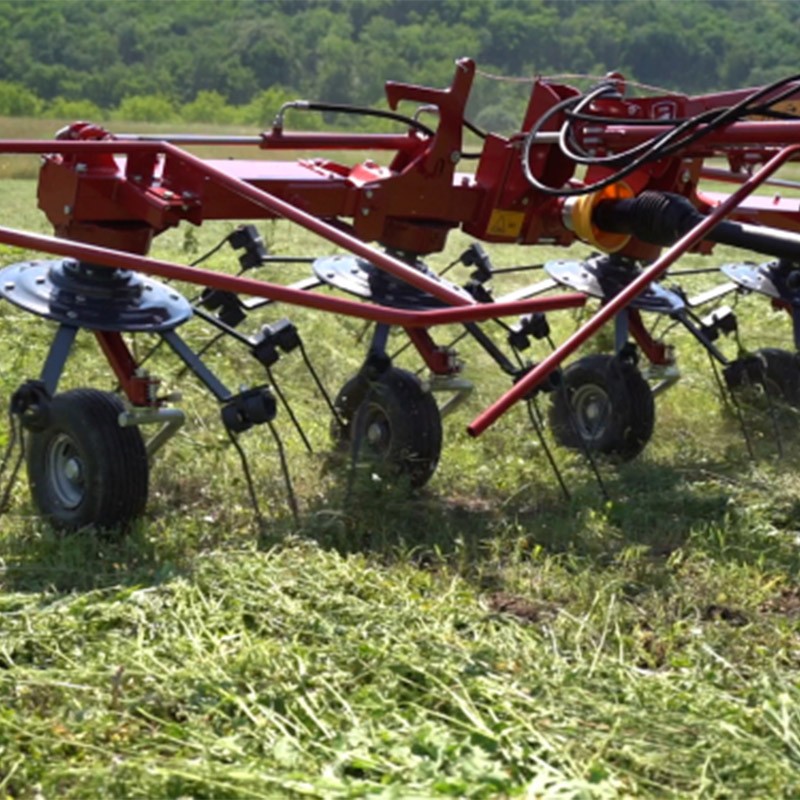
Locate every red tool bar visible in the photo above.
<box><xmin>259</xmin><ymin>132</ymin><xmax>423</xmax><ymax>151</ymax></box>
<box><xmin>467</xmin><ymin>144</ymin><xmax>800</xmax><ymax>437</ymax></box>
<box><xmin>0</xmin><ymin>138</ymin><xmax>474</xmax><ymax>307</ymax></box>
<box><xmin>0</xmin><ymin>139</ymin><xmax>163</xmax><ymax>155</ymax></box>
<box><xmin>116</xmin><ymin>134</ymin><xmax>264</xmax><ymax>145</ymax></box>
<box><xmin>700</xmin><ymin>166</ymin><xmax>800</xmax><ymax>191</ymax></box>
<box><xmin>597</xmin><ymin>120</ymin><xmax>800</xmax><ymax>150</ymax></box>
<box><xmin>111</xmin><ymin>132</ymin><xmax>422</xmax><ymax>151</ymax></box>
<box><xmin>0</xmin><ymin>224</ymin><xmax>585</xmax><ymax>327</ymax></box>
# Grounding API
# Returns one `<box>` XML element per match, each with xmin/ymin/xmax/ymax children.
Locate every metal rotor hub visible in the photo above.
<box><xmin>545</xmin><ymin>256</ymin><xmax>685</xmax><ymax>314</ymax></box>
<box><xmin>0</xmin><ymin>259</ymin><xmax>193</xmax><ymax>331</ymax></box>
<box><xmin>313</xmin><ymin>254</ymin><xmax>473</xmax><ymax>309</ymax></box>
<box><xmin>721</xmin><ymin>261</ymin><xmax>800</xmax><ymax>306</ymax></box>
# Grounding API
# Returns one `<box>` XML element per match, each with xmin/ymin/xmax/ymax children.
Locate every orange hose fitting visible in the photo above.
<box><xmin>570</xmin><ymin>181</ymin><xmax>634</xmax><ymax>252</ymax></box>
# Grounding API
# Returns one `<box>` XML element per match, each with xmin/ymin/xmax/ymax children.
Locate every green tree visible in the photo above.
<box><xmin>1</xmin><ymin>0</ymin><xmax>799</xmax><ymax>122</ymax></box>
<box><xmin>45</xmin><ymin>97</ymin><xmax>104</xmax><ymax>122</ymax></box>
<box><xmin>238</xmin><ymin>86</ymin><xmax>297</xmax><ymax>128</ymax></box>
<box><xmin>114</xmin><ymin>95</ymin><xmax>177</xmax><ymax>123</ymax></box>
<box><xmin>182</xmin><ymin>91</ymin><xmax>236</xmax><ymax>124</ymax></box>
<box><xmin>0</xmin><ymin>81</ymin><xmax>41</xmax><ymax>116</ymax></box>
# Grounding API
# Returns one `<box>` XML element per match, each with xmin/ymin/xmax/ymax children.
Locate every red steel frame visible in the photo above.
<box><xmin>1</xmin><ymin>60</ymin><xmax>800</xmax><ymax>434</ymax></box>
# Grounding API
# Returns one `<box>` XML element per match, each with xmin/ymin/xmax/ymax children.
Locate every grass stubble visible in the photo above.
<box><xmin>0</xmin><ymin>162</ymin><xmax>798</xmax><ymax>799</ymax></box>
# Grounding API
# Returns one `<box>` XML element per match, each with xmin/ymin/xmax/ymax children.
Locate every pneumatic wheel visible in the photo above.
<box><xmin>26</xmin><ymin>389</ymin><xmax>149</xmax><ymax>533</ymax></box>
<box><xmin>332</xmin><ymin>367</ymin><xmax>442</xmax><ymax>487</ymax></box>
<box><xmin>724</xmin><ymin>348</ymin><xmax>800</xmax><ymax>407</ymax></box>
<box><xmin>549</xmin><ymin>354</ymin><xmax>655</xmax><ymax>461</ymax></box>
<box><xmin>330</xmin><ymin>373</ymin><xmax>369</xmax><ymax>449</ymax></box>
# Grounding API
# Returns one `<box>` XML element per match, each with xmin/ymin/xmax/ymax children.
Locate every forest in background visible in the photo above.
<box><xmin>0</xmin><ymin>0</ymin><xmax>799</xmax><ymax>131</ymax></box>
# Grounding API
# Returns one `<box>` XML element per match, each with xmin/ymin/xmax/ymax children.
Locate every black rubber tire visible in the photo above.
<box><xmin>26</xmin><ymin>389</ymin><xmax>149</xmax><ymax>533</ymax></box>
<box><xmin>333</xmin><ymin>367</ymin><xmax>442</xmax><ymax>487</ymax></box>
<box><xmin>725</xmin><ymin>347</ymin><xmax>800</xmax><ymax>407</ymax></box>
<box><xmin>549</xmin><ymin>354</ymin><xmax>655</xmax><ymax>461</ymax></box>
<box><xmin>330</xmin><ymin>373</ymin><xmax>370</xmax><ymax>449</ymax></box>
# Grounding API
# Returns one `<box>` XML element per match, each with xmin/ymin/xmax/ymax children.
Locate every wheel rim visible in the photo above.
<box><xmin>363</xmin><ymin>403</ymin><xmax>393</xmax><ymax>457</ymax></box>
<box><xmin>571</xmin><ymin>384</ymin><xmax>611</xmax><ymax>442</ymax></box>
<box><xmin>46</xmin><ymin>433</ymin><xmax>85</xmax><ymax>509</ymax></box>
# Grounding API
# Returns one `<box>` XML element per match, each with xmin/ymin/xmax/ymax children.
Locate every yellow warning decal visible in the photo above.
<box><xmin>770</xmin><ymin>100</ymin><xmax>799</xmax><ymax>115</ymax></box>
<box><xmin>487</xmin><ymin>209</ymin><xmax>525</xmax><ymax>238</ymax></box>
<box><xmin>750</xmin><ymin>100</ymin><xmax>799</xmax><ymax>120</ymax></box>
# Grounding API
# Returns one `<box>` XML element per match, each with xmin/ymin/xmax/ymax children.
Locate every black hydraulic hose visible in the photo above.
<box><xmin>285</xmin><ymin>101</ymin><xmax>436</xmax><ymax>137</ymax></box>
<box><xmin>594</xmin><ymin>191</ymin><xmax>800</xmax><ymax>261</ymax></box>
<box><xmin>524</xmin><ymin>72</ymin><xmax>800</xmax><ymax>197</ymax></box>
<box><xmin>463</xmin><ymin>118</ymin><xmax>488</xmax><ymax>139</ymax></box>
<box><xmin>283</xmin><ymin>100</ymin><xmax>485</xmax><ymax>156</ymax></box>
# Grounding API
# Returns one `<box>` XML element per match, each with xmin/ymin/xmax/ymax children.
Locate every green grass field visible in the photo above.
<box><xmin>0</xmin><ymin>139</ymin><xmax>799</xmax><ymax>798</ymax></box>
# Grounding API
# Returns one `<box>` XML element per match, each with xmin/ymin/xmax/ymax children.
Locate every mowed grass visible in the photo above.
<box><xmin>0</xmin><ymin>154</ymin><xmax>799</xmax><ymax>799</ymax></box>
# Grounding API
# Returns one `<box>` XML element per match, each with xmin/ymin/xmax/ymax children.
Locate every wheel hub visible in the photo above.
<box><xmin>48</xmin><ymin>433</ymin><xmax>85</xmax><ymax>509</ymax></box>
<box><xmin>63</xmin><ymin>457</ymin><xmax>81</xmax><ymax>483</ymax></box>
<box><xmin>572</xmin><ymin>384</ymin><xmax>610</xmax><ymax>441</ymax></box>
<box><xmin>312</xmin><ymin>254</ymin><xmax>473</xmax><ymax>309</ymax></box>
<box><xmin>365</xmin><ymin>414</ymin><xmax>390</xmax><ymax>450</ymax></box>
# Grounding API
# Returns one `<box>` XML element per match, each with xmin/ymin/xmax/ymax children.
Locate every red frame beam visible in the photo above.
<box><xmin>594</xmin><ymin>120</ymin><xmax>800</xmax><ymax>150</ymax></box>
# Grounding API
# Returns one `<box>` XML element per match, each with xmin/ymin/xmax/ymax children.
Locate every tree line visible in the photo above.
<box><xmin>1</xmin><ymin>0</ymin><xmax>798</xmax><ymax>131</ymax></box>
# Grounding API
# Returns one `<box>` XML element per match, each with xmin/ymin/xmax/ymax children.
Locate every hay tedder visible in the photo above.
<box><xmin>2</xmin><ymin>57</ymin><xmax>800</xmax><ymax>530</ymax></box>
